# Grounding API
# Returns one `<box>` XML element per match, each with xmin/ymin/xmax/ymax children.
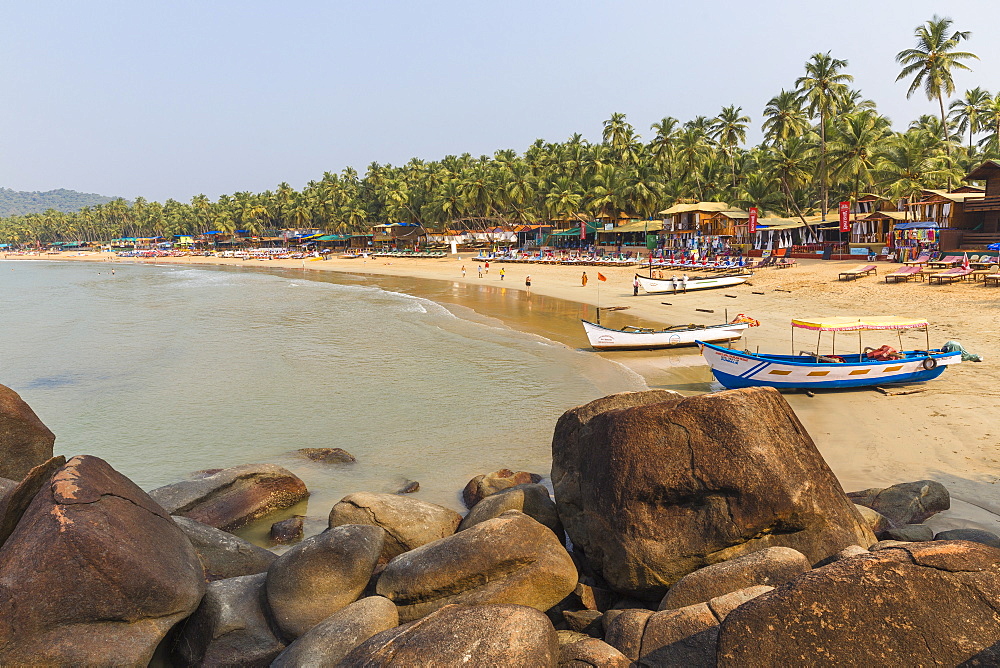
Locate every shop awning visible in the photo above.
<box><xmin>550</xmin><ymin>222</ymin><xmax>599</xmax><ymax>236</ymax></box>
<box><xmin>598</xmin><ymin>220</ymin><xmax>664</xmax><ymax>233</ymax></box>
<box><xmin>893</xmin><ymin>221</ymin><xmax>938</xmax><ymax>230</ymax></box>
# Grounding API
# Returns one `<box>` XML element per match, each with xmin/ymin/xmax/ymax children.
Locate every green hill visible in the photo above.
<box><xmin>0</xmin><ymin>187</ymin><xmax>119</xmax><ymax>217</ymax></box>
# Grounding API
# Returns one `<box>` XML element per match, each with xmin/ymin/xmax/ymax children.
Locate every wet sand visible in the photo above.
<box><xmin>16</xmin><ymin>251</ymin><xmax>1000</xmax><ymax>533</ymax></box>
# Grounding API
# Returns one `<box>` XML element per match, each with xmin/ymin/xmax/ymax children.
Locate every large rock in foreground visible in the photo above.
<box><xmin>328</xmin><ymin>491</ymin><xmax>461</xmax><ymax>561</ymax></box>
<box><xmin>149</xmin><ymin>463</ymin><xmax>309</xmax><ymax>530</ymax></box>
<box><xmin>0</xmin><ymin>383</ymin><xmax>55</xmax><ymax>480</ymax></box>
<box><xmin>340</xmin><ymin>603</ymin><xmax>558</xmax><ymax>667</ymax></box>
<box><xmin>377</xmin><ymin>510</ymin><xmax>577</xmax><ymax>622</ymax></box>
<box><xmin>552</xmin><ymin>388</ymin><xmax>874</xmax><ymax>599</ymax></box>
<box><xmin>0</xmin><ymin>455</ymin><xmax>205</xmax><ymax>665</ymax></box>
<box><xmin>717</xmin><ymin>541</ymin><xmax>1000</xmax><ymax>665</ymax></box>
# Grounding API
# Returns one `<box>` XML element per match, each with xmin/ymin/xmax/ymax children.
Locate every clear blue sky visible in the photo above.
<box><xmin>2</xmin><ymin>1</ymin><xmax>997</xmax><ymax>202</ymax></box>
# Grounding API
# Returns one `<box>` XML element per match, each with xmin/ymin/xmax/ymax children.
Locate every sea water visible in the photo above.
<box><xmin>0</xmin><ymin>260</ymin><xmax>645</xmax><ymax>536</ymax></box>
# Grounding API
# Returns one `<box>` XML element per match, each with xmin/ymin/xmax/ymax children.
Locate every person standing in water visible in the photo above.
<box><xmin>525</xmin><ymin>275</ymin><xmax>531</xmax><ymax>289</ymax></box>
<box><xmin>461</xmin><ymin>265</ymin><xmax>466</xmax><ymax>278</ymax></box>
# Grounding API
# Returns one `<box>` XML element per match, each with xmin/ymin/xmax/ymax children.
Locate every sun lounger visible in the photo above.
<box><xmin>927</xmin><ymin>255</ymin><xmax>963</xmax><ymax>268</ymax></box>
<box><xmin>775</xmin><ymin>257</ymin><xmax>796</xmax><ymax>269</ymax></box>
<box><xmin>928</xmin><ymin>268</ymin><xmax>974</xmax><ymax>284</ymax></box>
<box><xmin>838</xmin><ymin>265</ymin><xmax>878</xmax><ymax>281</ymax></box>
<box><xmin>902</xmin><ymin>253</ymin><xmax>932</xmax><ymax>266</ymax></box>
<box><xmin>884</xmin><ymin>266</ymin><xmax>924</xmax><ymax>283</ymax></box>
<box><xmin>983</xmin><ymin>273</ymin><xmax>1000</xmax><ymax>287</ymax></box>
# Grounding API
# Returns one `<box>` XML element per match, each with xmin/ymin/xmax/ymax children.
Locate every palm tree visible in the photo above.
<box><xmin>602</xmin><ymin>113</ymin><xmax>640</xmax><ymax>166</ymax></box>
<box><xmin>766</xmin><ymin>136</ymin><xmax>816</xmax><ymax>226</ymax></box>
<box><xmin>828</xmin><ymin>110</ymin><xmax>891</xmax><ymax>203</ymax></box>
<box><xmin>796</xmin><ymin>52</ymin><xmax>854</xmax><ymax>219</ymax></box>
<box><xmin>948</xmin><ymin>87</ymin><xmax>991</xmax><ymax>148</ymax></box>
<box><xmin>979</xmin><ymin>93</ymin><xmax>1000</xmax><ymax>157</ymax></box>
<box><xmin>896</xmin><ymin>15</ymin><xmax>978</xmax><ymax>156</ymax></box>
<box><xmin>762</xmin><ymin>90</ymin><xmax>810</xmax><ymax>147</ymax></box>
<box><xmin>711</xmin><ymin>105</ymin><xmax>750</xmax><ymax>188</ymax></box>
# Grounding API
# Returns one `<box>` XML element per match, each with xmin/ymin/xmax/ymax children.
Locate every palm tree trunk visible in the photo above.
<box><xmin>820</xmin><ymin>108</ymin><xmax>827</xmax><ymax>220</ymax></box>
<box><xmin>780</xmin><ymin>175</ymin><xmax>812</xmax><ymax>231</ymax></box>
<box><xmin>938</xmin><ymin>92</ymin><xmax>951</xmax><ymax>156</ymax></box>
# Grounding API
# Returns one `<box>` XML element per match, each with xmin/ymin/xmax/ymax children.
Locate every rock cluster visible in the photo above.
<box><xmin>2</xmin><ymin>382</ymin><xmax>999</xmax><ymax>665</ymax></box>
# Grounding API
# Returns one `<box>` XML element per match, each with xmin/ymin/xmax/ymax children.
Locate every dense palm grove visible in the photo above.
<box><xmin>3</xmin><ymin>16</ymin><xmax>998</xmax><ymax>246</ymax></box>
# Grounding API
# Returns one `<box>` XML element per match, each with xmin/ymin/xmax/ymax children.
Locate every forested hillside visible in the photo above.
<box><xmin>0</xmin><ymin>187</ymin><xmax>117</xmax><ymax>217</ymax></box>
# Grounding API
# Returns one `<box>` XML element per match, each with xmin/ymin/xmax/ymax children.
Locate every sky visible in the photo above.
<box><xmin>2</xmin><ymin>0</ymin><xmax>998</xmax><ymax>203</ymax></box>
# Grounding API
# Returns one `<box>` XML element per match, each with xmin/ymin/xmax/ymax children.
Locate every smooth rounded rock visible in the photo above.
<box><xmin>150</xmin><ymin>463</ymin><xmax>309</xmax><ymax>531</ymax></box>
<box><xmin>0</xmin><ymin>455</ymin><xmax>205</xmax><ymax>665</ymax></box>
<box><xmin>339</xmin><ymin>603</ymin><xmax>559</xmax><ymax>667</ymax></box>
<box><xmin>271</xmin><ymin>596</ymin><xmax>399</xmax><ymax>668</ymax></box>
<box><xmin>847</xmin><ymin>480</ymin><xmax>950</xmax><ymax>526</ymax></box>
<box><xmin>717</xmin><ymin>541</ymin><xmax>1000</xmax><ymax>665</ymax></box>
<box><xmin>173</xmin><ymin>516</ymin><xmax>277</xmax><ymax>582</ymax></box>
<box><xmin>854</xmin><ymin>503</ymin><xmax>892</xmax><ymax>534</ymax></box>
<box><xmin>296</xmin><ymin>447</ymin><xmax>355</xmax><ymax>464</ymax></box>
<box><xmin>884</xmin><ymin>523</ymin><xmax>934</xmax><ymax>542</ymax></box>
<box><xmin>377</xmin><ymin>510</ymin><xmax>577</xmax><ymax>622</ymax></box>
<box><xmin>328</xmin><ymin>491</ymin><xmax>461</xmax><ymax>561</ymax></box>
<box><xmin>459</xmin><ymin>482</ymin><xmax>563</xmax><ymax>540</ymax></box>
<box><xmin>553</xmin><ymin>388</ymin><xmax>874</xmax><ymax>600</ymax></box>
<box><xmin>559</xmin><ymin>636</ymin><xmax>631</xmax><ymax>667</ymax></box>
<box><xmin>0</xmin><ymin>383</ymin><xmax>55</xmax><ymax>481</ymax></box>
<box><xmin>270</xmin><ymin>516</ymin><xmax>304</xmax><ymax>544</ymax></box>
<box><xmin>172</xmin><ymin>572</ymin><xmax>285</xmax><ymax>666</ymax></box>
<box><xmin>935</xmin><ymin>528</ymin><xmax>1000</xmax><ymax>548</ymax></box>
<box><xmin>462</xmin><ymin>468</ymin><xmax>543</xmax><ymax>508</ymax></box>
<box><xmin>659</xmin><ymin>546</ymin><xmax>809</xmax><ymax>610</ymax></box>
<box><xmin>266</xmin><ymin>524</ymin><xmax>385</xmax><ymax>640</ymax></box>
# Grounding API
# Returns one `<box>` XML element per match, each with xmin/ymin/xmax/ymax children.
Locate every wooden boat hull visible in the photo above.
<box><xmin>635</xmin><ymin>273</ymin><xmax>751</xmax><ymax>294</ymax></box>
<box><xmin>698</xmin><ymin>341</ymin><xmax>961</xmax><ymax>389</ymax></box>
<box><xmin>582</xmin><ymin>320</ymin><xmax>748</xmax><ymax>350</ymax></box>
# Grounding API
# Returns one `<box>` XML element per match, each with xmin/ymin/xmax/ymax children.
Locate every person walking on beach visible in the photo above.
<box><xmin>499</xmin><ymin>267</ymin><xmax>505</xmax><ymax>280</ymax></box>
<box><xmin>525</xmin><ymin>275</ymin><xmax>531</xmax><ymax>289</ymax></box>
<box><xmin>681</xmin><ymin>273</ymin><xmax>689</xmax><ymax>293</ymax></box>
<box><xmin>485</xmin><ymin>261</ymin><xmax>490</xmax><ymax>274</ymax></box>
<box><xmin>633</xmin><ymin>277</ymin><xmax>639</xmax><ymax>296</ymax></box>
<box><xmin>461</xmin><ymin>265</ymin><xmax>466</xmax><ymax>278</ymax></box>
<box><xmin>478</xmin><ymin>265</ymin><xmax>482</xmax><ymax>278</ymax></box>
<box><xmin>581</xmin><ymin>271</ymin><xmax>588</xmax><ymax>287</ymax></box>
<box><xmin>671</xmin><ymin>275</ymin><xmax>680</xmax><ymax>293</ymax></box>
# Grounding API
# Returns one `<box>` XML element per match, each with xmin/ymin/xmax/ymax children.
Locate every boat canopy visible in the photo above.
<box><xmin>791</xmin><ymin>317</ymin><xmax>929</xmax><ymax>332</ymax></box>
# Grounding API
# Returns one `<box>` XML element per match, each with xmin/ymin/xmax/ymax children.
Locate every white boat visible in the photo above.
<box><xmin>699</xmin><ymin>317</ymin><xmax>963</xmax><ymax>389</ymax></box>
<box><xmin>635</xmin><ymin>272</ymin><xmax>751</xmax><ymax>294</ymax></box>
<box><xmin>582</xmin><ymin>319</ymin><xmax>750</xmax><ymax>350</ymax></box>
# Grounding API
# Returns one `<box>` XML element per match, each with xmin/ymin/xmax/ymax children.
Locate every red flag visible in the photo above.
<box><xmin>839</xmin><ymin>202</ymin><xmax>851</xmax><ymax>233</ymax></box>
<box><xmin>962</xmin><ymin>253</ymin><xmax>970</xmax><ymax>270</ymax></box>
<box><xmin>597</xmin><ymin>273</ymin><xmax>607</xmax><ymax>282</ymax></box>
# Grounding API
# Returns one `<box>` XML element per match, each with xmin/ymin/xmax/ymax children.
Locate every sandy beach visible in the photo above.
<box><xmin>13</xmin><ymin>250</ymin><xmax>1000</xmax><ymax>533</ymax></box>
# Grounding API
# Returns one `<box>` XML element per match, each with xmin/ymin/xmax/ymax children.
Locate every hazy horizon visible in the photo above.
<box><xmin>3</xmin><ymin>1</ymin><xmax>998</xmax><ymax>203</ymax></box>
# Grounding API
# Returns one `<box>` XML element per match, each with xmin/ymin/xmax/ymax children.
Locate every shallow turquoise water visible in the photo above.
<box><xmin>0</xmin><ymin>260</ymin><xmax>645</xmax><ymax>534</ymax></box>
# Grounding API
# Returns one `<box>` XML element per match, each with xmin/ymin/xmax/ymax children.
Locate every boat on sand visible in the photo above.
<box><xmin>698</xmin><ymin>317</ymin><xmax>962</xmax><ymax>390</ymax></box>
<box><xmin>582</xmin><ymin>319</ymin><xmax>750</xmax><ymax>350</ymax></box>
<box><xmin>635</xmin><ymin>272</ymin><xmax>751</xmax><ymax>294</ymax></box>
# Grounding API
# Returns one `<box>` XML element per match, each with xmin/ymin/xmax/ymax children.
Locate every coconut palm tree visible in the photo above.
<box><xmin>796</xmin><ymin>52</ymin><xmax>854</xmax><ymax>219</ymax></box>
<box><xmin>896</xmin><ymin>16</ymin><xmax>978</xmax><ymax>156</ymax></box>
<box><xmin>711</xmin><ymin>105</ymin><xmax>750</xmax><ymax>189</ymax></box>
<box><xmin>762</xmin><ymin>90</ymin><xmax>810</xmax><ymax>147</ymax></box>
<box><xmin>828</xmin><ymin>110</ymin><xmax>892</xmax><ymax>203</ymax></box>
<box><xmin>979</xmin><ymin>93</ymin><xmax>1000</xmax><ymax>157</ymax></box>
<box><xmin>948</xmin><ymin>87</ymin><xmax>991</xmax><ymax>148</ymax></box>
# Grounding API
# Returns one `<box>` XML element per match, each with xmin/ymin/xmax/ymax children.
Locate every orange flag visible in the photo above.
<box><xmin>597</xmin><ymin>273</ymin><xmax>607</xmax><ymax>281</ymax></box>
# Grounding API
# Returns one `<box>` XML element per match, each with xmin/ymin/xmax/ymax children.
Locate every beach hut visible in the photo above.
<box><xmin>961</xmin><ymin>161</ymin><xmax>1000</xmax><ymax>247</ymax></box>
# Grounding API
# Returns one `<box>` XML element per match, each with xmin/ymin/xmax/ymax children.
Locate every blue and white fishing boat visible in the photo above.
<box><xmin>698</xmin><ymin>317</ymin><xmax>962</xmax><ymax>390</ymax></box>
